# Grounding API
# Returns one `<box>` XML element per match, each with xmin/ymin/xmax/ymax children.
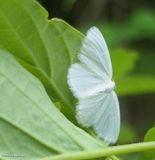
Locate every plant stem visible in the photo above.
<box><xmin>42</xmin><ymin>141</ymin><xmax>155</xmax><ymax>160</ymax></box>
<box><xmin>109</xmin><ymin>155</ymin><xmax>120</xmax><ymax>160</ymax></box>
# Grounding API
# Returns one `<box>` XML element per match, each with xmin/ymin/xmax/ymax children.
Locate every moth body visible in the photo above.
<box><xmin>103</xmin><ymin>81</ymin><xmax>115</xmax><ymax>93</ymax></box>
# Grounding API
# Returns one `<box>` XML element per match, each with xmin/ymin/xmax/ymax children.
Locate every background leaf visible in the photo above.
<box><xmin>144</xmin><ymin>127</ymin><xmax>155</xmax><ymax>159</ymax></box>
<box><xmin>111</xmin><ymin>49</ymin><xmax>138</xmax><ymax>80</ymax></box>
<box><xmin>117</xmin><ymin>123</ymin><xmax>138</xmax><ymax>144</ymax></box>
<box><xmin>111</xmin><ymin>49</ymin><xmax>155</xmax><ymax>96</ymax></box>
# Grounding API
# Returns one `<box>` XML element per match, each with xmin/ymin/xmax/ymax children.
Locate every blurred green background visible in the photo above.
<box><xmin>39</xmin><ymin>0</ymin><xmax>155</xmax><ymax>159</ymax></box>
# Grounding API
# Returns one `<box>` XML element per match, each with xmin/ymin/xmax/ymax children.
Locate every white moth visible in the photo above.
<box><xmin>67</xmin><ymin>27</ymin><xmax>120</xmax><ymax>144</ymax></box>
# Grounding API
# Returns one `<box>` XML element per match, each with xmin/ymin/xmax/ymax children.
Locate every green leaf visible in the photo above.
<box><xmin>0</xmin><ymin>0</ymin><xmax>84</xmax><ymax>121</ymax></box>
<box><xmin>117</xmin><ymin>74</ymin><xmax>155</xmax><ymax>96</ymax></box>
<box><xmin>0</xmin><ymin>49</ymin><xmax>105</xmax><ymax>159</ymax></box>
<box><xmin>117</xmin><ymin>123</ymin><xmax>138</xmax><ymax>144</ymax></box>
<box><xmin>111</xmin><ymin>49</ymin><xmax>138</xmax><ymax>81</ymax></box>
<box><xmin>134</xmin><ymin>53</ymin><xmax>155</xmax><ymax>76</ymax></box>
<box><xmin>144</xmin><ymin>127</ymin><xmax>155</xmax><ymax>159</ymax></box>
<box><xmin>110</xmin><ymin>49</ymin><xmax>155</xmax><ymax>96</ymax></box>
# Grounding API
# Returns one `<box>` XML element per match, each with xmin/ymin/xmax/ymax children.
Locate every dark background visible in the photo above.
<box><xmin>39</xmin><ymin>0</ymin><xmax>155</xmax><ymax>26</ymax></box>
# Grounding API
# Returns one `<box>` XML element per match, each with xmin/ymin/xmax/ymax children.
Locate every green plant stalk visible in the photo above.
<box><xmin>109</xmin><ymin>155</ymin><xmax>120</xmax><ymax>160</ymax></box>
<box><xmin>42</xmin><ymin>141</ymin><xmax>155</xmax><ymax>160</ymax></box>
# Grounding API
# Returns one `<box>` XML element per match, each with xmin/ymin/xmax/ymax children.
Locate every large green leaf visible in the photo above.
<box><xmin>0</xmin><ymin>0</ymin><xmax>83</xmax><ymax>121</ymax></box>
<box><xmin>0</xmin><ymin>49</ymin><xmax>105</xmax><ymax>159</ymax></box>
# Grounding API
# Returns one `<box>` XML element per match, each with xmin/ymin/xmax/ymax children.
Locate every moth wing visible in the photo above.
<box><xmin>79</xmin><ymin>26</ymin><xmax>112</xmax><ymax>79</ymax></box>
<box><xmin>77</xmin><ymin>91</ymin><xmax>120</xmax><ymax>144</ymax></box>
<box><xmin>67</xmin><ymin>63</ymin><xmax>108</xmax><ymax>99</ymax></box>
<box><xmin>94</xmin><ymin>91</ymin><xmax>120</xmax><ymax>144</ymax></box>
